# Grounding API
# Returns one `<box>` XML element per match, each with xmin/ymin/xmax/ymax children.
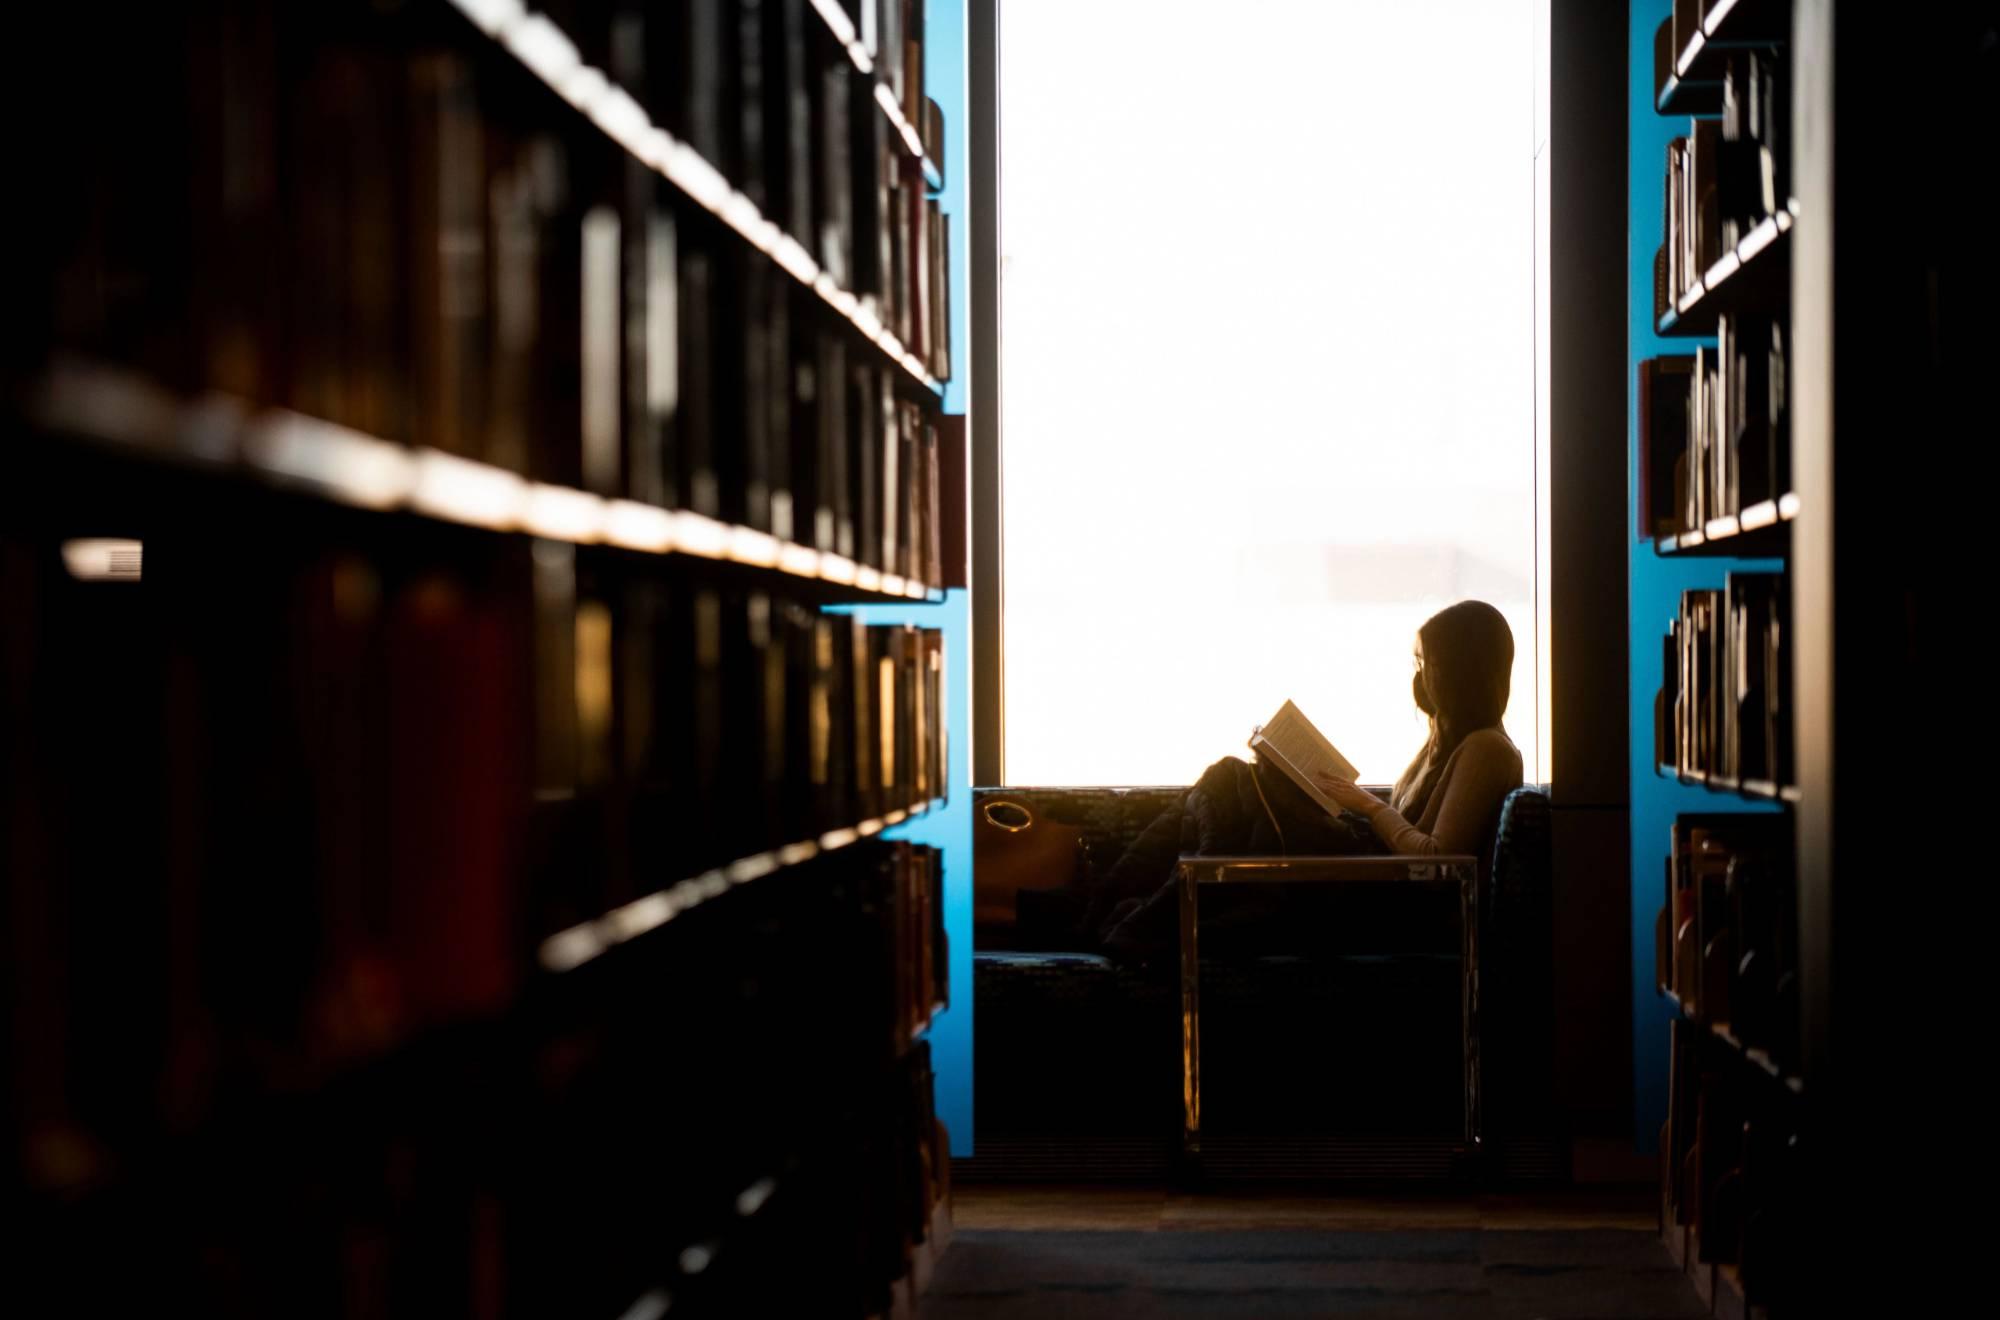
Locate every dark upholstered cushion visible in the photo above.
<box><xmin>972</xmin><ymin>952</ymin><xmax>1178</xmax><ymax>1134</ymax></box>
<box><xmin>1483</xmin><ymin>787</ymin><xmax>1556</xmax><ymax>1129</ymax></box>
<box><xmin>973</xmin><ymin>786</ymin><xmax>1185</xmax><ymax>886</ymax></box>
<box><xmin>1491</xmin><ymin>786</ymin><xmax>1553</xmax><ymax>932</ymax></box>
<box><xmin>973</xmin><ymin>950</ymin><xmax>1170</xmax><ymax>1007</ymax></box>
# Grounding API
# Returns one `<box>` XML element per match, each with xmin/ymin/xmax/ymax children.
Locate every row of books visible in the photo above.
<box><xmin>0</xmin><ymin>504</ymin><xmax>947</xmax><ymax>1104</ymax></box>
<box><xmin>15</xmin><ymin>1</ymin><xmax>950</xmax><ymax>580</ymax></box>
<box><xmin>1719</xmin><ymin>51</ymin><xmax>1789</xmax><ymax>244</ymax></box>
<box><xmin>1655</xmin><ymin>814</ymin><xmax>1799</xmax><ymax>1071</ymax></box>
<box><xmin>388</xmin><ymin>538</ymin><xmax>949</xmax><ymax>942</ymax></box>
<box><xmin>815</xmin><ymin>0</ymin><xmax>940</xmax><ymax>162</ymax></box>
<box><xmin>10</xmin><ymin>831</ymin><xmax>950</xmax><ymax>1316</ymax></box>
<box><xmin>1656</xmin><ymin>575</ymin><xmax>1793</xmax><ymax>789</ymax></box>
<box><xmin>1637</xmin><ymin>317</ymin><xmax>1790</xmax><ymax>537</ymax></box>
<box><xmin>531</xmin><ymin>574</ymin><xmax>947</xmax><ymax>937</ymax></box>
<box><xmin>884</xmin><ymin>843</ymin><xmax>950</xmax><ymax>1057</ymax></box>
<box><xmin>3</xmin><ymin>491</ymin><xmax>953</xmax><ymax>1310</ymax></box>
<box><xmin>1656</xmin><ymin>49</ymin><xmax>1789</xmax><ymax>312</ymax></box>
<box><xmin>517</xmin><ymin>0</ymin><xmax>955</xmax><ymax>384</ymax></box>
<box><xmin>1664</xmin><ymin>1018</ymin><xmax>1806</xmax><ymax>1311</ymax></box>
<box><xmin>588</xmin><ymin>1040</ymin><xmax>950</xmax><ymax>1319</ymax></box>
<box><xmin>471</xmin><ymin>0</ymin><xmax>950</xmax><ymax>373</ymax></box>
<box><xmin>539</xmin><ymin>0</ymin><xmax>946</xmax><ymax>298</ymax></box>
<box><xmin>884</xmin><ymin>0</ymin><xmax>944</xmax><ymax>160</ymax></box>
<box><xmin>873</xmin><ymin>0</ymin><xmax>939</xmax><ymax>156</ymax></box>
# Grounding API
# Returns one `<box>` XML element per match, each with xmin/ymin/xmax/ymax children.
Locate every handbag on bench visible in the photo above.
<box><xmin>972</xmin><ymin>797</ymin><xmax>1085</xmax><ymax>942</ymax></box>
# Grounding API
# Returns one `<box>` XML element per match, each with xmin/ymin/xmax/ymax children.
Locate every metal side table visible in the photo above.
<box><xmin>1176</xmin><ymin>854</ymin><xmax>1482</xmax><ymax>1174</ymax></box>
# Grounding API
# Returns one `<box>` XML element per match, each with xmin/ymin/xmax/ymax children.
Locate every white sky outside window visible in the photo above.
<box><xmin>1000</xmin><ymin>0</ymin><xmax>1549</xmax><ymax>787</ymax></box>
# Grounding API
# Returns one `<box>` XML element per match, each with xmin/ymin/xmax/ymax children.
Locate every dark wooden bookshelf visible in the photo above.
<box><xmin>5</xmin><ymin>2</ymin><xmax>959</xmax><ymax>1313</ymax></box>
<box><xmin>1654</xmin><ymin>493</ymin><xmax>1799</xmax><ymax>556</ymax></box>
<box><xmin>1780</xmin><ymin>2</ymin><xmax>1997</xmax><ymax>1300</ymax></box>
<box><xmin>1657</xmin><ymin>206</ymin><xmax>1796</xmax><ymax>337</ymax></box>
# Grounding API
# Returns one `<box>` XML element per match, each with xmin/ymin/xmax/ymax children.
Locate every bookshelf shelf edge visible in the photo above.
<box><xmin>1655</xmin><ymin>211</ymin><xmax>1794</xmax><ymax>338</ymax></box>
<box><xmin>539</xmin><ymin>795</ymin><xmax>942</xmax><ymax>973</ymax></box>
<box><xmin>1655</xmin><ymin>763</ymin><xmax>1798</xmax><ymax>805</ymax></box>
<box><xmin>25</xmin><ymin>361</ymin><xmax>946</xmax><ymax>606</ymax></box>
<box><xmin>1652</xmin><ymin>497</ymin><xmax>1797</xmax><ymax>557</ymax></box>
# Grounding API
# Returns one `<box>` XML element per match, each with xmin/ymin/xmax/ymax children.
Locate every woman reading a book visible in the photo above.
<box><xmin>1086</xmin><ymin>600</ymin><xmax>1523</xmax><ymax>964</ymax></box>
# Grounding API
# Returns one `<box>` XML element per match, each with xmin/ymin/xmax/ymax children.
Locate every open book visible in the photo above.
<box><xmin>1249</xmin><ymin>699</ymin><xmax>1361</xmax><ymax>820</ymax></box>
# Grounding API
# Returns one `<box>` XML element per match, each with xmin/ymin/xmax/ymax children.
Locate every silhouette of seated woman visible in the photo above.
<box><xmin>1091</xmin><ymin>600</ymin><xmax>1523</xmax><ymax>966</ymax></box>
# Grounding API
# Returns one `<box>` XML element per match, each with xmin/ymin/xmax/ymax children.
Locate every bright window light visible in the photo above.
<box><xmin>1000</xmin><ymin>0</ymin><xmax>1550</xmax><ymax>786</ymax></box>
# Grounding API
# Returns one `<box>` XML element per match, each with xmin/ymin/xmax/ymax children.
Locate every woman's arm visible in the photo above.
<box><xmin>1331</xmin><ymin>734</ymin><xmax>1522</xmax><ymax>856</ymax></box>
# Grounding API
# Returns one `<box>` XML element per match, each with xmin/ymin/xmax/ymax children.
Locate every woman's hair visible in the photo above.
<box><xmin>1391</xmin><ymin>601</ymin><xmax>1515</xmax><ymax>820</ymax></box>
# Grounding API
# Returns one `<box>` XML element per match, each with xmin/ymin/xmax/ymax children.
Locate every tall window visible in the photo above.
<box><xmin>999</xmin><ymin>0</ymin><xmax>1550</xmax><ymax>786</ymax></box>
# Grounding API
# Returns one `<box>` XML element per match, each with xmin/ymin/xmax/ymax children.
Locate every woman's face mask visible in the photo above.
<box><xmin>1412</xmin><ymin>656</ymin><xmax>1436</xmax><ymax>717</ymax></box>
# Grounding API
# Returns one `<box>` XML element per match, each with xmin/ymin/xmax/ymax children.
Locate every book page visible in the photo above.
<box><xmin>1248</xmin><ymin>733</ymin><xmax>1343</xmax><ymax>821</ymax></box>
<box><xmin>1257</xmin><ymin>700</ymin><xmax>1359</xmax><ymax>784</ymax></box>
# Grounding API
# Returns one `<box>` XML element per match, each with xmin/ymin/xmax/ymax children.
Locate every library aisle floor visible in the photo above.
<box><xmin>920</xmin><ymin>1186</ymin><xmax>1702</xmax><ymax>1319</ymax></box>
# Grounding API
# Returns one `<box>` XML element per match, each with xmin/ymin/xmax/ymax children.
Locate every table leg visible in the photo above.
<box><xmin>1461</xmin><ymin>865</ymin><xmax>1482</xmax><ymax>1151</ymax></box>
<box><xmin>1179</xmin><ymin>863</ymin><xmax>1201</xmax><ymax>1168</ymax></box>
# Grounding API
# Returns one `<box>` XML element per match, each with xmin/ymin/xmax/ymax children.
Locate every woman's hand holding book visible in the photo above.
<box><xmin>1309</xmin><ymin>772</ymin><xmax>1387</xmax><ymax>818</ymax></box>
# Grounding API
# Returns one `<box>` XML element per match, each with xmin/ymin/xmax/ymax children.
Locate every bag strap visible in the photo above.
<box><xmin>1250</xmin><ymin>759</ymin><xmax>1288</xmax><ymax>856</ymax></box>
<box><xmin>980</xmin><ymin>798</ymin><xmax>1034</xmax><ymax>832</ymax></box>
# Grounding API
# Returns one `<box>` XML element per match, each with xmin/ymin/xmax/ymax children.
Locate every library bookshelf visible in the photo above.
<box><xmin>1640</xmin><ymin>2</ymin><xmax>1804</xmax><ymax>1315</ymax></box>
<box><xmin>1634</xmin><ymin>0</ymin><xmax>1998</xmax><ymax>1308</ymax></box>
<box><xmin>3</xmin><ymin>2</ymin><xmax>958</xmax><ymax>1315</ymax></box>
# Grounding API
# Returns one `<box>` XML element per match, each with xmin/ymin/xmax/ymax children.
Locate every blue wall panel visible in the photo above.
<box><xmin>1624</xmin><ymin>0</ymin><xmax>1780</xmax><ymax>1151</ymax></box>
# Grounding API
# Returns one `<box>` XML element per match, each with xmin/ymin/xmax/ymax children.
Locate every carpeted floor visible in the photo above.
<box><xmin>920</xmin><ymin>1189</ymin><xmax>1705</xmax><ymax>1319</ymax></box>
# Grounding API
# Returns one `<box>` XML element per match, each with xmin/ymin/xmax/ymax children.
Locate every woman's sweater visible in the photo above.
<box><xmin>1363</xmin><ymin>727</ymin><xmax>1524</xmax><ymax>856</ymax></box>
